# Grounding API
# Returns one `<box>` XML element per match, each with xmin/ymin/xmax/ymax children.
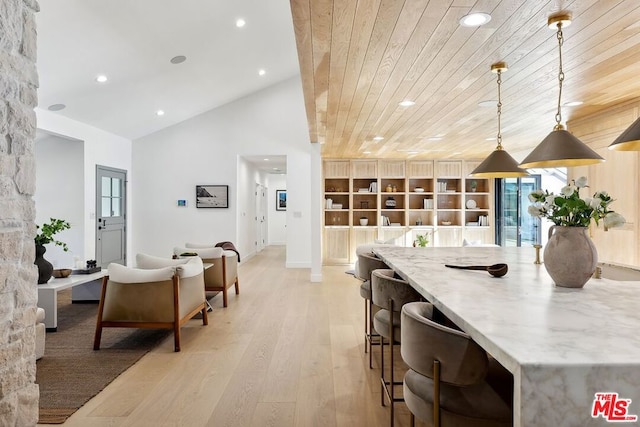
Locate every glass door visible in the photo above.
<box><xmin>496</xmin><ymin>176</ymin><xmax>541</xmax><ymax>247</ymax></box>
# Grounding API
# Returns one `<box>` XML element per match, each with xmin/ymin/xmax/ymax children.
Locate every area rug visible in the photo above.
<box><xmin>36</xmin><ymin>290</ymin><xmax>172</xmax><ymax>424</ymax></box>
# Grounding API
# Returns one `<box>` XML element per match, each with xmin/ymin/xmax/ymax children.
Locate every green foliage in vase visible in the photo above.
<box><xmin>527</xmin><ymin>177</ymin><xmax>625</xmax><ymax>228</ymax></box>
<box><xmin>35</xmin><ymin>218</ymin><xmax>71</xmax><ymax>251</ymax></box>
<box><xmin>414</xmin><ymin>234</ymin><xmax>429</xmax><ymax>247</ymax></box>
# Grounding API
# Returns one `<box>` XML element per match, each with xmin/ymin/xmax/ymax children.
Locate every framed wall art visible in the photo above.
<box><xmin>196</xmin><ymin>185</ymin><xmax>229</xmax><ymax>208</ymax></box>
<box><xmin>276</xmin><ymin>189</ymin><xmax>286</xmax><ymax>211</ymax></box>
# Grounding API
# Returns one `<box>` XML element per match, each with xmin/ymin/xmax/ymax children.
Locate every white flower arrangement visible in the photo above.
<box><xmin>527</xmin><ymin>177</ymin><xmax>625</xmax><ymax>229</ymax></box>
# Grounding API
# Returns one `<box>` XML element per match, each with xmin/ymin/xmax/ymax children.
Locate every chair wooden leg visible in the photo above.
<box><xmin>202</xmin><ymin>306</ymin><xmax>209</xmax><ymax>325</ymax></box>
<box><xmin>389</xmin><ymin>298</ymin><xmax>395</xmax><ymax>427</ymax></box>
<box><xmin>410</xmin><ymin>413</ymin><xmax>415</xmax><ymax>427</ymax></box>
<box><xmin>174</xmin><ymin>324</ymin><xmax>181</xmax><ymax>352</ymax></box>
<box><xmin>364</xmin><ymin>299</ymin><xmax>369</xmax><ymax>354</ymax></box>
<box><xmin>434</xmin><ymin>360</ymin><xmax>441</xmax><ymax>427</ymax></box>
<box><xmin>222</xmin><ymin>288</ymin><xmax>228</xmax><ymax>307</ymax></box>
<box><xmin>93</xmin><ymin>325</ymin><xmax>102</xmax><ymax>350</ymax></box>
<box><xmin>234</xmin><ymin>277</ymin><xmax>240</xmax><ymax>294</ymax></box>
<box><xmin>380</xmin><ymin>334</ymin><xmax>386</xmax><ymax>406</ymax></box>
<box><xmin>93</xmin><ymin>276</ymin><xmax>109</xmax><ymax>350</ymax></box>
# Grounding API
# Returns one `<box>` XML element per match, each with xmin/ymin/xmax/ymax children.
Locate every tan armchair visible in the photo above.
<box><xmin>93</xmin><ymin>255</ymin><xmax>208</xmax><ymax>352</ymax></box>
<box><xmin>174</xmin><ymin>244</ymin><xmax>239</xmax><ymax>307</ymax></box>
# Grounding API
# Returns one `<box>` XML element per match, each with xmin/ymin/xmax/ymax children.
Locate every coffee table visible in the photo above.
<box><xmin>38</xmin><ymin>270</ymin><xmax>108</xmax><ymax>331</ymax></box>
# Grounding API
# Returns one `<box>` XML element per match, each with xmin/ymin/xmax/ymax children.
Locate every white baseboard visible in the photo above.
<box><xmin>286</xmin><ymin>262</ymin><xmax>311</xmax><ymax>268</ymax></box>
<box><xmin>310</xmin><ymin>273</ymin><xmax>322</xmax><ymax>282</ymax></box>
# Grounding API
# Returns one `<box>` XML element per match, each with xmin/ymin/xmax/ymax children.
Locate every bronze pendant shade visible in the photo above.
<box><xmin>470</xmin><ymin>62</ymin><xmax>528</xmax><ymax>178</ymax></box>
<box><xmin>470</xmin><ymin>147</ymin><xmax>528</xmax><ymax>178</ymax></box>
<box><xmin>519</xmin><ymin>12</ymin><xmax>604</xmax><ymax>169</ymax></box>
<box><xmin>609</xmin><ymin>116</ymin><xmax>640</xmax><ymax>151</ymax></box>
<box><xmin>520</xmin><ymin>125</ymin><xmax>604</xmax><ymax>168</ymax></box>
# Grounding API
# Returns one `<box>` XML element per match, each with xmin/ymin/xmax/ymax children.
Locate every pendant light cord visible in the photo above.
<box><xmin>496</xmin><ymin>69</ymin><xmax>503</xmax><ymax>149</ymax></box>
<box><xmin>555</xmin><ymin>23</ymin><xmax>565</xmax><ymax>129</ymax></box>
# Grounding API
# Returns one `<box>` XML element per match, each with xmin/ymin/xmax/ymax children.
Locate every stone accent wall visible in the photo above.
<box><xmin>0</xmin><ymin>0</ymin><xmax>40</xmax><ymax>425</ymax></box>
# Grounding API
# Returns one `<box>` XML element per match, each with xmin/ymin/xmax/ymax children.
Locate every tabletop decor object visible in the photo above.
<box><xmin>527</xmin><ymin>176</ymin><xmax>625</xmax><ymax>287</ymax></box>
<box><xmin>35</xmin><ymin>218</ymin><xmax>71</xmax><ymax>284</ymax></box>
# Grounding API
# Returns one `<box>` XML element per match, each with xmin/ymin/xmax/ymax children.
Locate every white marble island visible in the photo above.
<box><xmin>373</xmin><ymin>246</ymin><xmax>640</xmax><ymax>427</ymax></box>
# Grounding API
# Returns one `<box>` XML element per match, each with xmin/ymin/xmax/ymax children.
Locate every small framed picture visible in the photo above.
<box><xmin>177</xmin><ymin>199</ymin><xmax>188</xmax><ymax>207</ymax></box>
<box><xmin>196</xmin><ymin>185</ymin><xmax>229</xmax><ymax>208</ymax></box>
<box><xmin>276</xmin><ymin>190</ymin><xmax>286</xmax><ymax>211</ymax></box>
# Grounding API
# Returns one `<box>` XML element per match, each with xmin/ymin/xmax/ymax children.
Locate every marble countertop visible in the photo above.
<box><xmin>372</xmin><ymin>246</ymin><xmax>640</xmax><ymax>372</ymax></box>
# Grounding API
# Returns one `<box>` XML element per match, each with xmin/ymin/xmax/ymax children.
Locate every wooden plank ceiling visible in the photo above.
<box><xmin>290</xmin><ymin>0</ymin><xmax>640</xmax><ymax>160</ymax></box>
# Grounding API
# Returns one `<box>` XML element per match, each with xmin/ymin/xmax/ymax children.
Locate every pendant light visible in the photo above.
<box><xmin>470</xmin><ymin>62</ymin><xmax>528</xmax><ymax>178</ymax></box>
<box><xmin>519</xmin><ymin>12</ymin><xmax>604</xmax><ymax>169</ymax></box>
<box><xmin>609</xmin><ymin>116</ymin><xmax>640</xmax><ymax>151</ymax></box>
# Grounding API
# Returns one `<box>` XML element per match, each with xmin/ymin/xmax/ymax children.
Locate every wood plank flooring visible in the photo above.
<box><xmin>39</xmin><ymin>246</ymin><xmax>427</xmax><ymax>427</ymax></box>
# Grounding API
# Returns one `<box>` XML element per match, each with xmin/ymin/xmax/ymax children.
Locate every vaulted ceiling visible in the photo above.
<box><xmin>290</xmin><ymin>0</ymin><xmax>640</xmax><ymax>160</ymax></box>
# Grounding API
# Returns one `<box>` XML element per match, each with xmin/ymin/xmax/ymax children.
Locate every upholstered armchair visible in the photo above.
<box><xmin>174</xmin><ymin>244</ymin><xmax>239</xmax><ymax>307</ymax></box>
<box><xmin>93</xmin><ymin>255</ymin><xmax>208</xmax><ymax>352</ymax></box>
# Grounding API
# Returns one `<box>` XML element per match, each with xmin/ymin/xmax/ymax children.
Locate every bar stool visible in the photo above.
<box><xmin>401</xmin><ymin>301</ymin><xmax>513</xmax><ymax>427</ymax></box>
<box><xmin>356</xmin><ymin>252</ymin><xmax>389</xmax><ymax>368</ymax></box>
<box><xmin>371</xmin><ymin>269</ymin><xmax>422</xmax><ymax>427</ymax></box>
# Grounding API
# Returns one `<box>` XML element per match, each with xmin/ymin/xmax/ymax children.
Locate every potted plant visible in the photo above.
<box><xmin>34</xmin><ymin>218</ymin><xmax>71</xmax><ymax>284</ymax></box>
<box><xmin>413</xmin><ymin>233</ymin><xmax>429</xmax><ymax>247</ymax></box>
<box><xmin>470</xmin><ymin>180</ymin><xmax>478</xmax><ymax>192</ymax></box>
<box><xmin>527</xmin><ymin>176</ymin><xmax>625</xmax><ymax>288</ymax></box>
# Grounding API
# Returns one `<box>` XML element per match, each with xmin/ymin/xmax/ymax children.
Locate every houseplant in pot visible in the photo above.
<box><xmin>527</xmin><ymin>177</ymin><xmax>625</xmax><ymax>288</ymax></box>
<box><xmin>34</xmin><ymin>218</ymin><xmax>71</xmax><ymax>284</ymax></box>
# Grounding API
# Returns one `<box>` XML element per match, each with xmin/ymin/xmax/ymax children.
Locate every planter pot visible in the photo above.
<box><xmin>35</xmin><ymin>244</ymin><xmax>54</xmax><ymax>284</ymax></box>
<box><xmin>543</xmin><ymin>226</ymin><xmax>597</xmax><ymax>288</ymax></box>
<box><xmin>359</xmin><ymin>218</ymin><xmax>368</xmax><ymax>226</ymax></box>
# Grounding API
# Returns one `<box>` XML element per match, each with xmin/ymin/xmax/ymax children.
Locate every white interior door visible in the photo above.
<box><xmin>96</xmin><ymin>165</ymin><xmax>127</xmax><ymax>267</ymax></box>
<box><xmin>255</xmin><ymin>183</ymin><xmax>267</xmax><ymax>252</ymax></box>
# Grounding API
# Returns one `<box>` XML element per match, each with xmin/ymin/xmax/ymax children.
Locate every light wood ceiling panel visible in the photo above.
<box><xmin>290</xmin><ymin>0</ymin><xmax>640</xmax><ymax>160</ymax></box>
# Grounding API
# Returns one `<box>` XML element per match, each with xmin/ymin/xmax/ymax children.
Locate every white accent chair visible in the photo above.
<box><xmin>174</xmin><ymin>244</ymin><xmax>239</xmax><ymax>307</ymax></box>
<box><xmin>93</xmin><ymin>255</ymin><xmax>208</xmax><ymax>352</ymax></box>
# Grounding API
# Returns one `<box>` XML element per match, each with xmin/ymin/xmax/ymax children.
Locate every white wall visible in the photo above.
<box><xmin>132</xmin><ymin>77</ymin><xmax>314</xmax><ymax>267</ymax></box>
<box><xmin>267</xmin><ymin>174</ymin><xmax>287</xmax><ymax>245</ymax></box>
<box><xmin>36</xmin><ymin>109</ymin><xmax>133</xmax><ymax>264</ymax></box>
<box><xmin>34</xmin><ymin>134</ymin><xmax>84</xmax><ymax>268</ymax></box>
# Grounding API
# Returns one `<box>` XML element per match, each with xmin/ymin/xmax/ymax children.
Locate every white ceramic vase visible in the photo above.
<box><xmin>543</xmin><ymin>226</ymin><xmax>597</xmax><ymax>288</ymax></box>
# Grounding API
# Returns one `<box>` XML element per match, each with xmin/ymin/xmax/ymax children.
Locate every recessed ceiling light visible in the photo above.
<box><xmin>95</xmin><ymin>75</ymin><xmax>108</xmax><ymax>83</ymax></box>
<box><xmin>236</xmin><ymin>18</ymin><xmax>246</xmax><ymax>28</ymax></box>
<box><xmin>170</xmin><ymin>55</ymin><xmax>187</xmax><ymax>64</ymax></box>
<box><xmin>373</xmin><ymin>136</ymin><xmax>384</xmax><ymax>141</ymax></box>
<box><xmin>399</xmin><ymin>100</ymin><xmax>415</xmax><ymax>107</ymax></box>
<box><xmin>273</xmin><ymin>167</ymin><xmax>279</xmax><ymax>170</ymax></box>
<box><xmin>47</xmin><ymin>104</ymin><xmax>66</xmax><ymax>111</ymax></box>
<box><xmin>459</xmin><ymin>12</ymin><xmax>492</xmax><ymax>27</ymax></box>
<box><xmin>478</xmin><ymin>100</ymin><xmax>497</xmax><ymax>107</ymax></box>
<box><xmin>486</xmin><ymin>137</ymin><xmax>496</xmax><ymax>141</ymax></box>
<box><xmin>156</xmin><ymin>110</ymin><xmax>165</xmax><ymax>116</ymax></box>
<box><xmin>263</xmin><ymin>158</ymin><xmax>269</xmax><ymax>161</ymax></box>
<box><xmin>563</xmin><ymin>101</ymin><xmax>583</xmax><ymax>107</ymax></box>
<box><xmin>427</xmin><ymin>137</ymin><xmax>443</xmax><ymax>141</ymax></box>
<box><xmin>407</xmin><ymin>151</ymin><xmax>420</xmax><ymax>155</ymax></box>
<box><xmin>363</xmin><ymin>151</ymin><xmax>372</xmax><ymax>154</ymax></box>
<box><xmin>258</xmin><ymin>69</ymin><xmax>266</xmax><ymax>76</ymax></box>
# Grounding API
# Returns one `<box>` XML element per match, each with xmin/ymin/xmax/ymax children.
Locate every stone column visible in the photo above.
<box><xmin>0</xmin><ymin>0</ymin><xmax>41</xmax><ymax>425</ymax></box>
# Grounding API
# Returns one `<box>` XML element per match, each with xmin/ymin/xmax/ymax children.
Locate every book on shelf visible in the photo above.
<box><xmin>368</xmin><ymin>181</ymin><xmax>377</xmax><ymax>193</ymax></box>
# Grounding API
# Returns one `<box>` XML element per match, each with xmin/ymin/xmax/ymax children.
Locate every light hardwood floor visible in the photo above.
<box><xmin>39</xmin><ymin>246</ymin><xmax>426</xmax><ymax>427</ymax></box>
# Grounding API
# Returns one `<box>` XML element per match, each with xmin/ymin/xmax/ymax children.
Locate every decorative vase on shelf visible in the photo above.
<box><xmin>543</xmin><ymin>226</ymin><xmax>597</xmax><ymax>288</ymax></box>
<box><xmin>385</xmin><ymin>197</ymin><xmax>396</xmax><ymax>208</ymax></box>
<box><xmin>35</xmin><ymin>244</ymin><xmax>53</xmax><ymax>284</ymax></box>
